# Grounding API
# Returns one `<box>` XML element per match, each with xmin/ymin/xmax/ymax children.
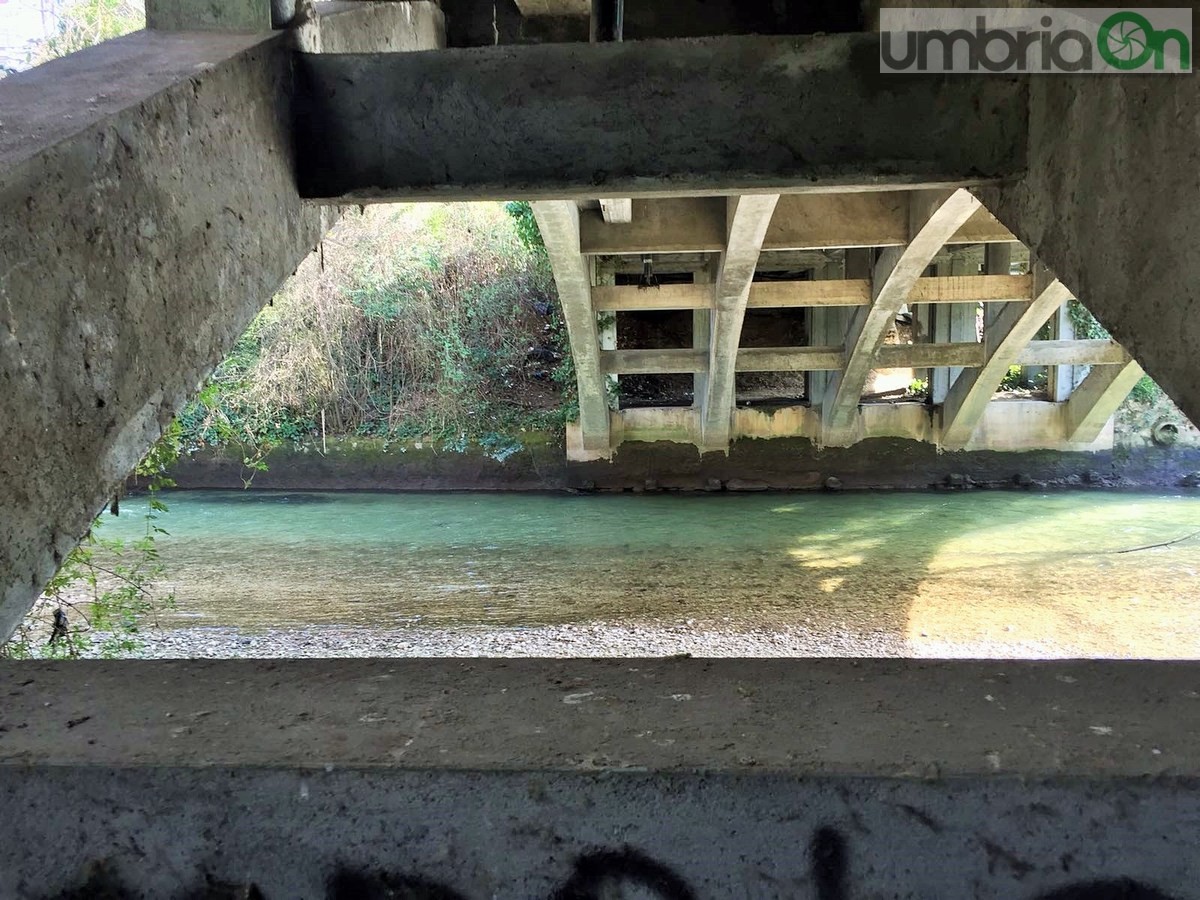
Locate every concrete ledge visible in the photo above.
<box><xmin>1</xmin><ymin>660</ymin><xmax>1199</xmax><ymax>897</ymax></box>
<box><xmin>1</xmin><ymin>659</ymin><xmax>1195</xmax><ymax>774</ymax></box>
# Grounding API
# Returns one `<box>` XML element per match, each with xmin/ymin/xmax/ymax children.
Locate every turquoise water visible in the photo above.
<box><xmin>97</xmin><ymin>490</ymin><xmax>1200</xmax><ymax>656</ymax></box>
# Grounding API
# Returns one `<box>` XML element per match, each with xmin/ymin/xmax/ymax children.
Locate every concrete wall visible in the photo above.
<box><xmin>1</xmin><ymin>659</ymin><xmax>1198</xmax><ymax>897</ymax></box>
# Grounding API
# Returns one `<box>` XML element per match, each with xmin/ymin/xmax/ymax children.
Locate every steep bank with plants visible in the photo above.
<box><xmin>173</xmin><ymin>202</ymin><xmax>574</xmax><ymax>467</ymax></box>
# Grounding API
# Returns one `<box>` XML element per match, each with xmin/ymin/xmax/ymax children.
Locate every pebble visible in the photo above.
<box><xmin>80</xmin><ymin>623</ymin><xmax>912</xmax><ymax>660</ymax></box>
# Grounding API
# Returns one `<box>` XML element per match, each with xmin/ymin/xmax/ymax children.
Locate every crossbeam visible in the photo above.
<box><xmin>580</xmin><ymin>195</ymin><xmax>1018</xmax><ymax>255</ymax></box>
<box><xmin>591</xmin><ymin>275</ymin><xmax>1031</xmax><ymax>312</ymax></box>
<box><xmin>293</xmin><ymin>34</ymin><xmax>1027</xmax><ymax>201</ymax></box>
<box><xmin>599</xmin><ymin>340</ymin><xmax>1128</xmax><ymax>375</ymax></box>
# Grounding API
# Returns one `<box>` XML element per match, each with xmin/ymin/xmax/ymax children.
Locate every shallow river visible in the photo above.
<box><xmin>96</xmin><ymin>489</ymin><xmax>1200</xmax><ymax>659</ymax></box>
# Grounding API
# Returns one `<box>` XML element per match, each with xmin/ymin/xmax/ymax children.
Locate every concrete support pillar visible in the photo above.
<box><xmin>531</xmin><ymin>202</ymin><xmax>611</xmax><ymax>456</ymax></box>
<box><xmin>692</xmin><ymin>262</ymin><xmax>713</xmax><ymax>409</ymax></box>
<box><xmin>983</xmin><ymin>243</ymin><xmax>1013</xmax><ymax>326</ymax></box>
<box><xmin>806</xmin><ymin>255</ymin><xmax>848</xmax><ymax>407</ymax></box>
<box><xmin>1049</xmin><ymin>302</ymin><xmax>1075</xmax><ymax>402</ymax></box>
<box><xmin>822</xmin><ymin>189</ymin><xmax>982</xmax><ymax>447</ymax></box>
<box><xmin>1066</xmin><ymin>360</ymin><xmax>1145</xmax><ymax>443</ymax></box>
<box><xmin>595</xmin><ymin>262</ymin><xmax>618</xmax><ymax>408</ymax></box>
<box><xmin>699</xmin><ymin>194</ymin><xmax>780</xmax><ymax>452</ymax></box>
<box><xmin>941</xmin><ymin>266</ymin><xmax>1071</xmax><ymax>449</ymax></box>
<box><xmin>930</xmin><ymin>255</ymin><xmax>977</xmax><ymax>405</ymax></box>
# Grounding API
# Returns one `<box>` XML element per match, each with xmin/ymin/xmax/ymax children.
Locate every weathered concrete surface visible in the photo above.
<box><xmin>566</xmin><ymin>434</ymin><xmax>1200</xmax><ymax>492</ymax></box>
<box><xmin>145</xmin><ymin>0</ymin><xmax>272</xmax><ymax>31</ymax></box>
<box><xmin>295</xmin><ymin>0</ymin><xmax>446</xmax><ymax>52</ymax></box>
<box><xmin>162</xmin><ymin>432</ymin><xmax>1200</xmax><ymax>492</ymax></box>
<box><xmin>0</xmin><ymin>8</ymin><xmax>444</xmax><ymax>643</ymax></box>
<box><xmin>0</xmin><ymin>30</ymin><xmax>323</xmax><ymax>644</ymax></box>
<box><xmin>980</xmin><ymin>72</ymin><xmax>1200</xmax><ymax>435</ymax></box>
<box><xmin>166</xmin><ymin>437</ymin><xmax>569</xmax><ymax>491</ymax></box>
<box><xmin>293</xmin><ymin>33</ymin><xmax>1027</xmax><ymax>201</ymax></box>
<box><xmin>1</xmin><ymin>659</ymin><xmax>1198</xmax><ymax>897</ymax></box>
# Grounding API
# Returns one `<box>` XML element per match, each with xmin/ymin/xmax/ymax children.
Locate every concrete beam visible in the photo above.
<box><xmin>0</xmin><ymin>10</ymin><xmax>444</xmax><ymax>642</ymax></box>
<box><xmin>1066</xmin><ymin>360</ymin><xmax>1146</xmax><ymax>444</ymax></box>
<box><xmin>941</xmin><ymin>267</ymin><xmax>1070</xmax><ymax>449</ymax></box>
<box><xmin>909</xmin><ymin>274</ymin><xmax>1031</xmax><ymax>305</ymax></box>
<box><xmin>531</xmin><ymin>202</ymin><xmax>611</xmax><ymax>454</ymax></box>
<box><xmin>1020</xmin><ymin>339</ymin><xmax>1129</xmax><ymax>368</ymax></box>
<box><xmin>699</xmin><ymin>194</ymin><xmax>780</xmax><ymax>450</ymax></box>
<box><xmin>598</xmin><ymin>198</ymin><xmax>632</xmax><ymax>224</ymax></box>
<box><xmin>581</xmin><ymin>193</ymin><xmax>1018</xmax><ymax>255</ymax></box>
<box><xmin>877</xmin><ymin>342</ymin><xmax>982</xmax><ymax>370</ymax></box>
<box><xmin>979</xmin><ymin>72</ymin><xmax>1200</xmax><ymax>431</ymax></box>
<box><xmin>737</xmin><ymin>347</ymin><xmax>844</xmax><ymax>373</ymax></box>
<box><xmin>294</xmin><ymin>34</ymin><xmax>1026</xmax><ymax>201</ymax></box>
<box><xmin>600</xmin><ymin>348</ymin><xmax>707</xmax><ymax>375</ymax></box>
<box><xmin>2</xmin><ymin>659</ymin><xmax>1199</xmax><ymax>897</ymax></box>
<box><xmin>602</xmin><ymin>341</ymin><xmax>1126</xmax><ymax>377</ymax></box>
<box><xmin>822</xmin><ymin>189</ymin><xmax>982</xmax><ymax>446</ymax></box>
<box><xmin>593</xmin><ymin>276</ymin><xmax>1030</xmax><ymax>313</ymax></box>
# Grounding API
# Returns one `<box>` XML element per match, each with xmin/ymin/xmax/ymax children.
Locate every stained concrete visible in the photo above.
<box><xmin>0</xmin><ymin>9</ymin><xmax>444</xmax><ymax>643</ymax></box>
<box><xmin>1</xmin><ymin>659</ymin><xmax>1198</xmax><ymax>896</ymax></box>
<box><xmin>293</xmin><ymin>33</ymin><xmax>1027</xmax><ymax>201</ymax></box>
<box><xmin>161</xmin><ymin>433</ymin><xmax>1200</xmax><ymax>492</ymax></box>
<box><xmin>981</xmin><ymin>72</ymin><xmax>1200</xmax><ymax>440</ymax></box>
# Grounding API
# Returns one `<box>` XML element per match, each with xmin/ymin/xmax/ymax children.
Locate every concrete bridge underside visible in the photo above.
<box><xmin>3</xmin><ymin>1</ymin><xmax>1200</xmax><ymax>894</ymax></box>
<box><xmin>532</xmin><ymin>192</ymin><xmax>1139</xmax><ymax>459</ymax></box>
<box><xmin>4</xmin><ymin>3</ymin><xmax>1196</xmax><ymax>635</ymax></box>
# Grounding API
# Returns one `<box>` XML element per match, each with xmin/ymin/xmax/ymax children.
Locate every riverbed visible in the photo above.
<box><xmin>68</xmin><ymin>489</ymin><xmax>1200</xmax><ymax>659</ymax></box>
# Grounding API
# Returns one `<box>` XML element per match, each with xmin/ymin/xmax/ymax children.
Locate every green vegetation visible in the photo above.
<box><xmin>2</xmin><ymin>428</ymin><xmax>180</xmax><ymax>659</ymax></box>
<box><xmin>175</xmin><ymin>202</ymin><xmax>571</xmax><ymax>459</ymax></box>
<box><xmin>0</xmin><ymin>0</ymin><xmax>143</xmax><ymax>76</ymax></box>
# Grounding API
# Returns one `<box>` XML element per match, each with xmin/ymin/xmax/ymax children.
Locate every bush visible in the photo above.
<box><xmin>178</xmin><ymin>203</ymin><xmax>573</xmax><ymax>449</ymax></box>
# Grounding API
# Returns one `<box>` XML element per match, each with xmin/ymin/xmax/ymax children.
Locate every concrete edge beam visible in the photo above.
<box><xmin>293</xmin><ymin>34</ymin><xmax>1027</xmax><ymax>201</ymax></box>
<box><xmin>580</xmin><ymin>194</ymin><xmax>1017</xmax><ymax>255</ymax></box>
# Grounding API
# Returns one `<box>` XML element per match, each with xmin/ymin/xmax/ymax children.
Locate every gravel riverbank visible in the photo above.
<box><xmin>83</xmin><ymin>622</ymin><xmax>1117</xmax><ymax>660</ymax></box>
